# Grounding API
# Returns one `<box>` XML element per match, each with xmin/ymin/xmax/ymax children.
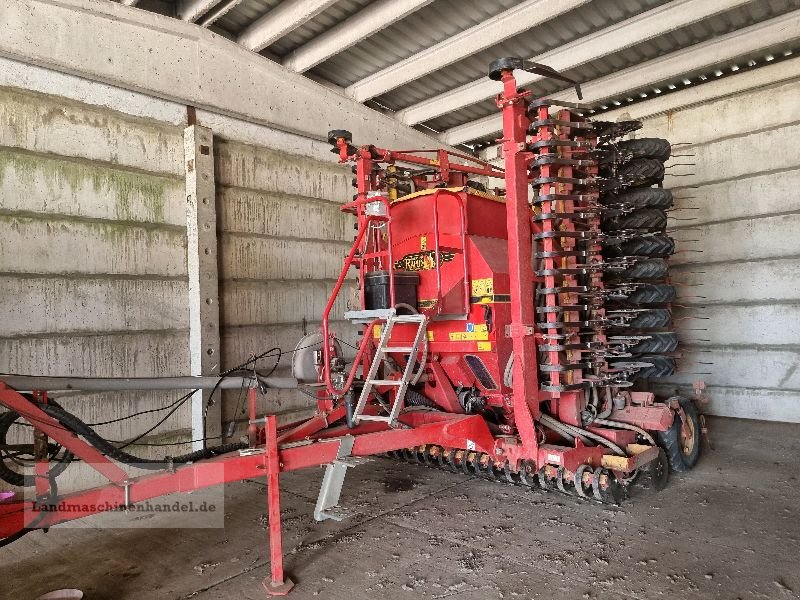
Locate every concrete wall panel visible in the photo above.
<box><xmin>0</xmin><ymin>331</ymin><xmax>189</xmax><ymax>377</ymax></box>
<box><xmin>219</xmin><ymin>233</ymin><xmax>350</xmax><ymax>281</ymax></box>
<box><xmin>218</xmin><ymin>187</ymin><xmax>350</xmax><ymax>241</ymax></box>
<box><xmin>0</xmin><ymin>147</ymin><xmax>185</xmax><ymax>226</ymax></box>
<box><xmin>662</xmin><ymin>347</ymin><xmax>800</xmax><ymax>391</ymax></box>
<box><xmin>0</xmin><ymin>276</ymin><xmax>188</xmax><ymax>336</ymax></box>
<box><xmin>674</xmin><ymin>304</ymin><xmax>800</xmax><ymax>347</ymax></box>
<box><xmin>0</xmin><ymin>87</ymin><xmax>183</xmax><ymax>175</ymax></box>
<box><xmin>634</xmin><ymin>76</ymin><xmax>800</xmax><ymax>421</ymax></box>
<box><xmin>671</xmin><ymin>258</ymin><xmax>800</xmax><ymax>305</ymax></box>
<box><xmin>669</xmin><ymin>167</ymin><xmax>800</xmax><ymax>227</ymax></box>
<box><xmin>222</xmin><ymin>280</ymin><xmax>350</xmax><ymax>327</ymax></box>
<box><xmin>0</xmin><ymin>215</ymin><xmax>186</xmax><ymax>276</ymax></box>
<box><xmin>215</xmin><ymin>140</ymin><xmax>349</xmax><ymax>202</ymax></box>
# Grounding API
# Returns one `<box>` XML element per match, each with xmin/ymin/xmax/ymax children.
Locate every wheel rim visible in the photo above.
<box><xmin>681</xmin><ymin>415</ymin><xmax>696</xmax><ymax>458</ymax></box>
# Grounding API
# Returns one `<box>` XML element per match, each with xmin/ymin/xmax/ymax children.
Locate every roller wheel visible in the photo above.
<box><xmin>613</xmin><ymin>258</ymin><xmax>669</xmax><ymax>281</ymax></box>
<box><xmin>624</xmin><ymin>283</ymin><xmax>676</xmax><ymax>305</ymax></box>
<box><xmin>602</xmin><ymin>187</ymin><xmax>673</xmax><ymax>210</ymax></box>
<box><xmin>518</xmin><ymin>461</ymin><xmax>537</xmax><ymax>487</ymax></box>
<box><xmin>616</xmin><ymin>158</ymin><xmax>665</xmax><ymax>188</ymax></box>
<box><xmin>602</xmin><ymin>208</ymin><xmax>667</xmax><ymax>232</ymax></box>
<box><xmin>627</xmin><ymin>308</ymin><xmax>672</xmax><ymax>329</ymax></box>
<box><xmin>628</xmin><ymin>355</ymin><xmax>676</xmax><ymax>379</ymax></box>
<box><xmin>617</xmin><ymin>138</ymin><xmax>672</xmax><ymax>162</ymax></box>
<box><xmin>630</xmin><ymin>332</ymin><xmax>678</xmax><ymax>354</ymax></box>
<box><xmin>605</xmin><ymin>234</ymin><xmax>675</xmax><ymax>258</ymax></box>
<box><xmin>644</xmin><ymin>447</ymin><xmax>670</xmax><ymax>491</ymax></box>
<box><xmin>657</xmin><ymin>397</ymin><xmax>701</xmax><ymax>472</ymax></box>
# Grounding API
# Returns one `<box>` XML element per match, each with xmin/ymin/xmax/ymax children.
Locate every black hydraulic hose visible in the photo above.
<box><xmin>36</xmin><ymin>402</ymin><xmax>244</xmax><ymax>470</ymax></box>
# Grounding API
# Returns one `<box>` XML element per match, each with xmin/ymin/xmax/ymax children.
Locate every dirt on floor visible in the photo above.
<box><xmin>2</xmin><ymin>416</ymin><xmax>799</xmax><ymax>600</ymax></box>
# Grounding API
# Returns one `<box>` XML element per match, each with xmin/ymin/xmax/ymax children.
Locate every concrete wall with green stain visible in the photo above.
<box><xmin>0</xmin><ymin>83</ymin><xmax>192</xmax><ymax>492</ymax></box>
<box><xmin>0</xmin><ymin>64</ymin><xmax>366</xmax><ymax>489</ymax></box>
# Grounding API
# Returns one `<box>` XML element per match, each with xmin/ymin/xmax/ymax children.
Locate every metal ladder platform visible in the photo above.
<box><xmin>351</xmin><ymin>309</ymin><xmax>428</xmax><ymax>427</ymax></box>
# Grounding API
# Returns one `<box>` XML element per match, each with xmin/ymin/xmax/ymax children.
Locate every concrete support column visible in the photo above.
<box><xmin>184</xmin><ymin>125</ymin><xmax>221</xmax><ymax>450</ymax></box>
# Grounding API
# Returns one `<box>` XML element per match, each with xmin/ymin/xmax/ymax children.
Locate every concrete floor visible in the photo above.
<box><xmin>3</xmin><ymin>416</ymin><xmax>800</xmax><ymax>600</ymax></box>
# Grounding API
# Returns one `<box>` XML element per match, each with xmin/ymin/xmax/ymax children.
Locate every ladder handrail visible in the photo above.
<box><xmin>321</xmin><ymin>195</ymin><xmax>393</xmax><ymax>397</ymax></box>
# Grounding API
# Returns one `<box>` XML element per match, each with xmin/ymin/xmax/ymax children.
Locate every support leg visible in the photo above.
<box><xmin>262</xmin><ymin>415</ymin><xmax>294</xmax><ymax>596</ymax></box>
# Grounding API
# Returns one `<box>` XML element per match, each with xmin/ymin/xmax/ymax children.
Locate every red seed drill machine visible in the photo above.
<box><xmin>0</xmin><ymin>58</ymin><xmax>702</xmax><ymax>595</ymax></box>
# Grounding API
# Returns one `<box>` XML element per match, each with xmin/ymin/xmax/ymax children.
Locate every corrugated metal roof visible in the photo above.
<box><xmin>143</xmin><ymin>0</ymin><xmax>800</xmax><ymax>146</ymax></box>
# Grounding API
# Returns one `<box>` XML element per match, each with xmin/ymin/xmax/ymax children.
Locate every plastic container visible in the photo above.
<box><xmin>364</xmin><ymin>270</ymin><xmax>419</xmax><ymax>312</ymax></box>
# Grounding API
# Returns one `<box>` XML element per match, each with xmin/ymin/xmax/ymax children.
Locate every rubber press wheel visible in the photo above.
<box><xmin>657</xmin><ymin>397</ymin><xmax>701</xmax><ymax>473</ymax></box>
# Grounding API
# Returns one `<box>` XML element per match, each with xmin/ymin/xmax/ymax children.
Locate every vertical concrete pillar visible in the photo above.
<box><xmin>184</xmin><ymin>125</ymin><xmax>221</xmax><ymax>450</ymax></box>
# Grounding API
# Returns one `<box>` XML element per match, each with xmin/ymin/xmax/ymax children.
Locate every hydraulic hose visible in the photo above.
<box><xmin>36</xmin><ymin>402</ymin><xmax>244</xmax><ymax>470</ymax></box>
<box><xmin>593</xmin><ymin>417</ymin><xmax>656</xmax><ymax>445</ymax></box>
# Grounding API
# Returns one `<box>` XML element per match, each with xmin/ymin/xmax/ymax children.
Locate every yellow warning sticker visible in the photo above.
<box><xmin>449</xmin><ymin>323</ymin><xmax>488</xmax><ymax>342</ymax></box>
<box><xmin>420</xmin><ymin>235</ymin><xmax>428</xmax><ymax>250</ymax></box>
<box><xmin>426</xmin><ymin>331</ymin><xmax>434</xmax><ymax>341</ymax></box>
<box><xmin>477</xmin><ymin>341</ymin><xmax>492</xmax><ymax>352</ymax></box>
<box><xmin>373</xmin><ymin>325</ymin><xmax>382</xmax><ymax>339</ymax></box>
<box><xmin>471</xmin><ymin>278</ymin><xmax>494</xmax><ymax>297</ymax></box>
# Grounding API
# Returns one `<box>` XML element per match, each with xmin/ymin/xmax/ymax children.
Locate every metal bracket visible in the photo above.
<box><xmin>313</xmin><ymin>436</ymin><xmax>370</xmax><ymax>522</ymax></box>
<box><xmin>505</xmin><ymin>324</ymin><xmax>535</xmax><ymax>337</ymax></box>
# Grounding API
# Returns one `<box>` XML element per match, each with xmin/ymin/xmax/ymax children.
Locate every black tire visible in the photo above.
<box><xmin>613</xmin><ymin>258</ymin><xmax>669</xmax><ymax>281</ymax></box>
<box><xmin>622</xmin><ymin>283</ymin><xmax>676</xmax><ymax>305</ymax></box>
<box><xmin>626</xmin><ymin>355</ymin><xmax>676</xmax><ymax>379</ymax></box>
<box><xmin>630</xmin><ymin>332</ymin><xmax>678</xmax><ymax>354</ymax></box>
<box><xmin>602</xmin><ymin>208</ymin><xmax>667</xmax><ymax>232</ymax></box>
<box><xmin>605</xmin><ymin>234</ymin><xmax>675</xmax><ymax>258</ymax></box>
<box><xmin>657</xmin><ymin>397</ymin><xmax>701</xmax><ymax>472</ymax></box>
<box><xmin>605</xmin><ymin>158</ymin><xmax>665</xmax><ymax>189</ymax></box>
<box><xmin>602</xmin><ymin>187</ymin><xmax>673</xmax><ymax>210</ymax></box>
<box><xmin>0</xmin><ymin>405</ymin><xmax>74</xmax><ymax>487</ymax></box>
<box><xmin>617</xmin><ymin>138</ymin><xmax>672</xmax><ymax>162</ymax></box>
<box><xmin>627</xmin><ymin>308</ymin><xmax>672</xmax><ymax>329</ymax></box>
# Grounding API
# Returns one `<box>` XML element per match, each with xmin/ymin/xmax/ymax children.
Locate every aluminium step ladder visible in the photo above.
<box><xmin>351</xmin><ymin>309</ymin><xmax>428</xmax><ymax>428</ymax></box>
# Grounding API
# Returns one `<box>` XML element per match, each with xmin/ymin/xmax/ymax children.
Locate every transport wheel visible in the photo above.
<box><xmin>602</xmin><ymin>187</ymin><xmax>673</xmax><ymax>210</ymax></box>
<box><xmin>624</xmin><ymin>283</ymin><xmax>676</xmax><ymax>305</ymax></box>
<box><xmin>602</xmin><ymin>208</ymin><xmax>667</xmax><ymax>232</ymax></box>
<box><xmin>626</xmin><ymin>308</ymin><xmax>672</xmax><ymax>329</ymax></box>
<box><xmin>604</xmin><ymin>234</ymin><xmax>675</xmax><ymax>258</ymax></box>
<box><xmin>616</xmin><ymin>138</ymin><xmax>672</xmax><ymax>162</ymax></box>
<box><xmin>612</xmin><ymin>259</ymin><xmax>669</xmax><ymax>281</ymax></box>
<box><xmin>629</xmin><ymin>355</ymin><xmax>676</xmax><ymax>379</ymax></box>
<box><xmin>616</xmin><ymin>158</ymin><xmax>665</xmax><ymax>187</ymax></box>
<box><xmin>657</xmin><ymin>398</ymin><xmax>701</xmax><ymax>473</ymax></box>
<box><xmin>629</xmin><ymin>332</ymin><xmax>679</xmax><ymax>354</ymax></box>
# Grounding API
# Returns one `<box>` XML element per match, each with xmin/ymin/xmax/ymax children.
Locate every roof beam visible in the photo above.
<box><xmin>2</xmin><ymin>0</ymin><xmax>449</xmax><ymax>151</ymax></box>
<box><xmin>344</xmin><ymin>0</ymin><xmax>591</xmax><ymax>103</ymax></box>
<box><xmin>177</xmin><ymin>0</ymin><xmax>223</xmax><ymax>22</ymax></box>
<box><xmin>237</xmin><ymin>0</ymin><xmax>340</xmax><ymax>53</ymax></box>
<box><xmin>283</xmin><ymin>0</ymin><xmax>433</xmax><ymax>73</ymax></box>
<box><xmin>397</xmin><ymin>0</ymin><xmax>757</xmax><ymax>127</ymax></box>
<box><xmin>197</xmin><ymin>0</ymin><xmax>242</xmax><ymax>27</ymax></box>
<box><xmin>441</xmin><ymin>9</ymin><xmax>800</xmax><ymax>145</ymax></box>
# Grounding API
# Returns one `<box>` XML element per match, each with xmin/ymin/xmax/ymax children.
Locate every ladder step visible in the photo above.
<box><xmin>368</xmin><ymin>379</ymin><xmax>404</xmax><ymax>386</ymax></box>
<box><xmin>392</xmin><ymin>315</ymin><xmax>426</xmax><ymax>323</ymax></box>
<box><xmin>381</xmin><ymin>346</ymin><xmax>415</xmax><ymax>353</ymax></box>
<box><xmin>358</xmin><ymin>415</ymin><xmax>392</xmax><ymax>423</ymax></box>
